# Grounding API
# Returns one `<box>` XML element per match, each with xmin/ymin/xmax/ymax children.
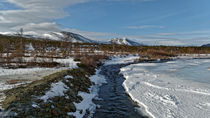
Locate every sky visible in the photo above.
<box><xmin>0</xmin><ymin>0</ymin><xmax>210</xmax><ymax>46</ymax></box>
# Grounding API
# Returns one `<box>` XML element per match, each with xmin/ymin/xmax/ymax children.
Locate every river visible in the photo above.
<box><xmin>93</xmin><ymin>63</ymin><xmax>147</xmax><ymax>118</ymax></box>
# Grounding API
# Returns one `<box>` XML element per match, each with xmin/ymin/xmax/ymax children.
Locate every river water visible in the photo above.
<box><xmin>93</xmin><ymin>64</ymin><xmax>147</xmax><ymax>118</ymax></box>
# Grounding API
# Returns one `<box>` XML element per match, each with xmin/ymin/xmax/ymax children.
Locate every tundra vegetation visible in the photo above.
<box><xmin>0</xmin><ymin>34</ymin><xmax>209</xmax><ymax>69</ymax></box>
<box><xmin>0</xmin><ymin>34</ymin><xmax>209</xmax><ymax>117</ymax></box>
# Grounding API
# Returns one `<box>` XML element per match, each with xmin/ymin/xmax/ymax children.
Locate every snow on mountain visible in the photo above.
<box><xmin>41</xmin><ymin>31</ymin><xmax>97</xmax><ymax>43</ymax></box>
<box><xmin>109</xmin><ymin>37</ymin><xmax>142</xmax><ymax>46</ymax></box>
<box><xmin>0</xmin><ymin>31</ymin><xmax>98</xmax><ymax>44</ymax></box>
<box><xmin>0</xmin><ymin>32</ymin><xmax>142</xmax><ymax>46</ymax></box>
<box><xmin>0</xmin><ymin>32</ymin><xmax>14</xmax><ymax>35</ymax></box>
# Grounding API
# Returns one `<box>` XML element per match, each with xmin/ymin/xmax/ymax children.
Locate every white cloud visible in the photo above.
<box><xmin>11</xmin><ymin>22</ymin><xmax>61</xmax><ymax>34</ymax></box>
<box><xmin>65</xmin><ymin>28</ymin><xmax>121</xmax><ymax>41</ymax></box>
<box><xmin>0</xmin><ymin>0</ymin><xmax>90</xmax><ymax>33</ymax></box>
<box><xmin>156</xmin><ymin>30</ymin><xmax>210</xmax><ymax>36</ymax></box>
<box><xmin>65</xmin><ymin>28</ymin><xmax>183</xmax><ymax>45</ymax></box>
<box><xmin>66</xmin><ymin>28</ymin><xmax>210</xmax><ymax>46</ymax></box>
<box><xmin>0</xmin><ymin>0</ymin><xmax>209</xmax><ymax>46</ymax></box>
<box><xmin>156</xmin><ymin>33</ymin><xmax>176</xmax><ymax>36</ymax></box>
<box><xmin>105</xmin><ymin>0</ymin><xmax>155</xmax><ymax>2</ymax></box>
<box><xmin>126</xmin><ymin>25</ymin><xmax>164</xmax><ymax>29</ymax></box>
<box><xmin>146</xmin><ymin>40</ymin><xmax>184</xmax><ymax>46</ymax></box>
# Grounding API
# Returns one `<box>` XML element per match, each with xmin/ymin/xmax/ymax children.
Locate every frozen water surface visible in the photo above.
<box><xmin>121</xmin><ymin>59</ymin><xmax>210</xmax><ymax>118</ymax></box>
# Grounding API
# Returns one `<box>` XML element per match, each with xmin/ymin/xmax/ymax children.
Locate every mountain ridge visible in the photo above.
<box><xmin>109</xmin><ymin>37</ymin><xmax>142</xmax><ymax>46</ymax></box>
<box><xmin>202</xmin><ymin>44</ymin><xmax>210</xmax><ymax>47</ymax></box>
<box><xmin>0</xmin><ymin>31</ymin><xmax>142</xmax><ymax>46</ymax></box>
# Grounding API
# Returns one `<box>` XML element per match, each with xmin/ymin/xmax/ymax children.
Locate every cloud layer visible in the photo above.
<box><xmin>0</xmin><ymin>0</ymin><xmax>209</xmax><ymax>46</ymax></box>
<box><xmin>66</xmin><ymin>28</ymin><xmax>210</xmax><ymax>46</ymax></box>
<box><xmin>126</xmin><ymin>25</ymin><xmax>164</xmax><ymax>29</ymax></box>
<box><xmin>0</xmin><ymin>0</ymin><xmax>90</xmax><ymax>33</ymax></box>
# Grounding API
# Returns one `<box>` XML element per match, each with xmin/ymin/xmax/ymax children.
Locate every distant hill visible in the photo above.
<box><xmin>202</xmin><ymin>44</ymin><xmax>210</xmax><ymax>47</ymax></box>
<box><xmin>109</xmin><ymin>38</ymin><xmax>142</xmax><ymax>46</ymax></box>
<box><xmin>0</xmin><ymin>31</ymin><xmax>98</xmax><ymax>44</ymax></box>
<box><xmin>41</xmin><ymin>31</ymin><xmax>98</xmax><ymax>43</ymax></box>
<box><xmin>0</xmin><ymin>32</ymin><xmax>143</xmax><ymax>46</ymax></box>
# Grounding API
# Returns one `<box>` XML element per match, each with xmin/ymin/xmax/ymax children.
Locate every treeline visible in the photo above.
<box><xmin>0</xmin><ymin>35</ymin><xmax>210</xmax><ymax>68</ymax></box>
<box><xmin>98</xmin><ymin>44</ymin><xmax>210</xmax><ymax>59</ymax></box>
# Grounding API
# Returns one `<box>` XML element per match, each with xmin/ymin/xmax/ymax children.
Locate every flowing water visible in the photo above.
<box><xmin>93</xmin><ymin>64</ymin><xmax>146</xmax><ymax>118</ymax></box>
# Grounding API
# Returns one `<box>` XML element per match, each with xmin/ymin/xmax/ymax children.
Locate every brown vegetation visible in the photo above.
<box><xmin>0</xmin><ymin>35</ymin><xmax>210</xmax><ymax>68</ymax></box>
<box><xmin>1</xmin><ymin>55</ymin><xmax>106</xmax><ymax>117</ymax></box>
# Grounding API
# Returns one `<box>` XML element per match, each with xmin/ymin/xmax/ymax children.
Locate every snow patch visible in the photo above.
<box><xmin>105</xmin><ymin>55</ymin><xmax>139</xmax><ymax>66</ymax></box>
<box><xmin>135</xmin><ymin>63</ymin><xmax>157</xmax><ymax>67</ymax></box>
<box><xmin>64</xmin><ymin>75</ymin><xmax>73</xmax><ymax>79</ymax></box>
<box><xmin>25</xmin><ymin>43</ymin><xmax>34</xmax><ymax>51</ymax></box>
<box><xmin>54</xmin><ymin>58</ymin><xmax>79</xmax><ymax>68</ymax></box>
<box><xmin>0</xmin><ymin>68</ymin><xmax>53</xmax><ymax>76</ymax></box>
<box><xmin>178</xmin><ymin>54</ymin><xmax>210</xmax><ymax>59</ymax></box>
<box><xmin>40</xmin><ymin>81</ymin><xmax>69</xmax><ymax>102</ymax></box>
<box><xmin>0</xmin><ymin>57</ymin><xmax>78</xmax><ymax>77</ymax></box>
<box><xmin>32</xmin><ymin>104</ymin><xmax>39</xmax><ymax>108</ymax></box>
<box><xmin>68</xmin><ymin>69</ymin><xmax>107</xmax><ymax>118</ymax></box>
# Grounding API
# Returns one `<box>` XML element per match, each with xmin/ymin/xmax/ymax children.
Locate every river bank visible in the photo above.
<box><xmin>0</xmin><ymin>57</ymin><xmax>79</xmax><ymax>110</ymax></box>
<box><xmin>0</xmin><ymin>55</ymin><xmax>106</xmax><ymax>117</ymax></box>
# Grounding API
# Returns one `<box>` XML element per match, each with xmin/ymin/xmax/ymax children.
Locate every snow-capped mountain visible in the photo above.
<box><xmin>0</xmin><ymin>32</ymin><xmax>142</xmax><ymax>46</ymax></box>
<box><xmin>0</xmin><ymin>31</ymin><xmax>97</xmax><ymax>44</ymax></box>
<box><xmin>202</xmin><ymin>44</ymin><xmax>210</xmax><ymax>47</ymax></box>
<box><xmin>109</xmin><ymin>38</ymin><xmax>142</xmax><ymax>46</ymax></box>
<box><xmin>41</xmin><ymin>31</ymin><xmax>97</xmax><ymax>43</ymax></box>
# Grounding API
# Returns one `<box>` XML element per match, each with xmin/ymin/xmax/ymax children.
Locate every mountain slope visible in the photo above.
<box><xmin>0</xmin><ymin>32</ymin><xmax>142</xmax><ymax>46</ymax></box>
<box><xmin>109</xmin><ymin>38</ymin><xmax>142</xmax><ymax>46</ymax></box>
<box><xmin>202</xmin><ymin>44</ymin><xmax>210</xmax><ymax>47</ymax></box>
<box><xmin>41</xmin><ymin>31</ymin><xmax>97</xmax><ymax>43</ymax></box>
<box><xmin>0</xmin><ymin>31</ymin><xmax>97</xmax><ymax>44</ymax></box>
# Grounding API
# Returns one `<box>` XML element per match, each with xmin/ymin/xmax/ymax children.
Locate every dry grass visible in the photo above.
<box><xmin>6</xmin><ymin>79</ymin><xmax>28</xmax><ymax>85</ymax></box>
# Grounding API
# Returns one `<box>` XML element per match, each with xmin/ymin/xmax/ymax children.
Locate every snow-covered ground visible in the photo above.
<box><xmin>0</xmin><ymin>67</ymin><xmax>54</xmax><ymax>77</ymax></box>
<box><xmin>178</xmin><ymin>54</ymin><xmax>210</xmax><ymax>59</ymax></box>
<box><xmin>40</xmin><ymin>81</ymin><xmax>69</xmax><ymax>102</ymax></box>
<box><xmin>68</xmin><ymin>55</ymin><xmax>139</xmax><ymax>118</ymax></box>
<box><xmin>0</xmin><ymin>57</ymin><xmax>78</xmax><ymax>77</ymax></box>
<box><xmin>121</xmin><ymin>59</ymin><xmax>210</xmax><ymax>118</ymax></box>
<box><xmin>0</xmin><ymin>57</ymin><xmax>79</xmax><ymax>108</ymax></box>
<box><xmin>0</xmin><ymin>54</ymin><xmax>139</xmax><ymax>116</ymax></box>
<box><xmin>68</xmin><ymin>68</ymin><xmax>107</xmax><ymax>118</ymax></box>
<box><xmin>0</xmin><ymin>57</ymin><xmax>79</xmax><ymax>86</ymax></box>
<box><xmin>104</xmin><ymin>54</ymin><xmax>139</xmax><ymax>66</ymax></box>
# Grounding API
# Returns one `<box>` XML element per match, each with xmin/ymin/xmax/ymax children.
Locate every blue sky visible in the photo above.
<box><xmin>0</xmin><ymin>0</ymin><xmax>210</xmax><ymax>45</ymax></box>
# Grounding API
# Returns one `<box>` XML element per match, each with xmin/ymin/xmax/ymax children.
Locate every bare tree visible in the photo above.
<box><xmin>17</xmin><ymin>28</ymin><xmax>24</xmax><ymax>37</ymax></box>
<box><xmin>12</xmin><ymin>28</ymin><xmax>25</xmax><ymax>65</ymax></box>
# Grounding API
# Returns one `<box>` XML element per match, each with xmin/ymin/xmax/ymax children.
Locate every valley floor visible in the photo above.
<box><xmin>0</xmin><ymin>54</ymin><xmax>209</xmax><ymax>118</ymax></box>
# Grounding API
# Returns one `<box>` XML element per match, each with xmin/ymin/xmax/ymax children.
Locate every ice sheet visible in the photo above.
<box><xmin>121</xmin><ymin>59</ymin><xmax>210</xmax><ymax>118</ymax></box>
